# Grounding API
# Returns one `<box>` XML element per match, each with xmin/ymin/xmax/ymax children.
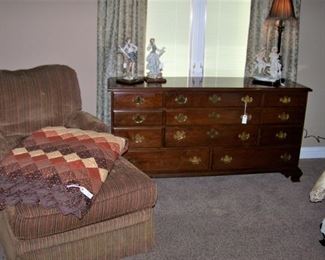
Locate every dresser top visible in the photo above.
<box><xmin>108</xmin><ymin>77</ymin><xmax>312</xmax><ymax>91</ymax></box>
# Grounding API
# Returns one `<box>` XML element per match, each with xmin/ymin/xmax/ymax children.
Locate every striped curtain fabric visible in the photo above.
<box><xmin>97</xmin><ymin>0</ymin><xmax>148</xmax><ymax>126</ymax></box>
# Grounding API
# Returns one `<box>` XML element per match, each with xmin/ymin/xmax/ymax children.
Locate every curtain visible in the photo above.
<box><xmin>244</xmin><ymin>0</ymin><xmax>301</xmax><ymax>81</ymax></box>
<box><xmin>97</xmin><ymin>0</ymin><xmax>147</xmax><ymax>126</ymax></box>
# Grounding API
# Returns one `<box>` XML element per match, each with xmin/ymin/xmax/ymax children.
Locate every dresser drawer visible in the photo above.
<box><xmin>113</xmin><ymin>128</ymin><xmax>162</xmax><ymax>148</ymax></box>
<box><xmin>113</xmin><ymin>92</ymin><xmax>162</xmax><ymax>109</ymax></box>
<box><xmin>260</xmin><ymin>126</ymin><xmax>303</xmax><ymax>146</ymax></box>
<box><xmin>165</xmin><ymin>126</ymin><xmax>258</xmax><ymax>147</ymax></box>
<box><xmin>113</xmin><ymin>111</ymin><xmax>162</xmax><ymax>126</ymax></box>
<box><xmin>263</xmin><ymin>92</ymin><xmax>307</xmax><ymax>107</ymax></box>
<box><xmin>166</xmin><ymin>108</ymin><xmax>260</xmax><ymax>125</ymax></box>
<box><xmin>124</xmin><ymin>148</ymin><xmax>210</xmax><ymax>172</ymax></box>
<box><xmin>261</xmin><ymin>108</ymin><xmax>305</xmax><ymax>124</ymax></box>
<box><xmin>165</xmin><ymin>92</ymin><xmax>262</xmax><ymax>108</ymax></box>
<box><xmin>213</xmin><ymin>147</ymin><xmax>299</xmax><ymax>170</ymax></box>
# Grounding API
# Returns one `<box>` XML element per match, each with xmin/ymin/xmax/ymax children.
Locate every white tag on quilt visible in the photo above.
<box><xmin>79</xmin><ymin>187</ymin><xmax>94</xmax><ymax>199</ymax></box>
<box><xmin>66</xmin><ymin>184</ymin><xmax>94</xmax><ymax>199</ymax></box>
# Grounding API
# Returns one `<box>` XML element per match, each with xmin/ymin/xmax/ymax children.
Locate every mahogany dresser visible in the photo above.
<box><xmin>109</xmin><ymin>78</ymin><xmax>312</xmax><ymax>181</ymax></box>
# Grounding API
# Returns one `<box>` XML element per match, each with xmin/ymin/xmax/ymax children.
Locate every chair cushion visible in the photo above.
<box><xmin>6</xmin><ymin>157</ymin><xmax>157</xmax><ymax>239</ymax></box>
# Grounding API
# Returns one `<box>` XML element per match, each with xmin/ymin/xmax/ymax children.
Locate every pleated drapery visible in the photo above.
<box><xmin>244</xmin><ymin>0</ymin><xmax>301</xmax><ymax>82</ymax></box>
<box><xmin>97</xmin><ymin>0</ymin><xmax>147</xmax><ymax>126</ymax></box>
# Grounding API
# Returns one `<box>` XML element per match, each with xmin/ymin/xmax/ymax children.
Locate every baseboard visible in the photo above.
<box><xmin>300</xmin><ymin>146</ymin><xmax>325</xmax><ymax>159</ymax></box>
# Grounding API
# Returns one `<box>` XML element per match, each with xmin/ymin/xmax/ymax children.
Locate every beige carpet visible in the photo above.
<box><xmin>127</xmin><ymin>159</ymin><xmax>325</xmax><ymax>260</ymax></box>
<box><xmin>1</xmin><ymin>159</ymin><xmax>325</xmax><ymax>260</ymax></box>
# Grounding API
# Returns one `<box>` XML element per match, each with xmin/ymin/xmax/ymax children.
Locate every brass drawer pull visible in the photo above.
<box><xmin>174</xmin><ymin>113</ymin><xmax>188</xmax><ymax>123</ymax></box>
<box><xmin>241</xmin><ymin>95</ymin><xmax>253</xmax><ymax>104</ymax></box>
<box><xmin>175</xmin><ymin>95</ymin><xmax>188</xmax><ymax>105</ymax></box>
<box><xmin>209</xmin><ymin>94</ymin><xmax>221</xmax><ymax>104</ymax></box>
<box><xmin>189</xmin><ymin>156</ymin><xmax>202</xmax><ymax>165</ymax></box>
<box><xmin>208</xmin><ymin>111</ymin><xmax>220</xmax><ymax>120</ymax></box>
<box><xmin>174</xmin><ymin>130</ymin><xmax>186</xmax><ymax>141</ymax></box>
<box><xmin>280</xmin><ymin>153</ymin><xmax>292</xmax><ymax>162</ymax></box>
<box><xmin>206</xmin><ymin>129</ymin><xmax>219</xmax><ymax>139</ymax></box>
<box><xmin>276</xmin><ymin>131</ymin><xmax>287</xmax><ymax>140</ymax></box>
<box><xmin>132</xmin><ymin>134</ymin><xmax>145</xmax><ymax>144</ymax></box>
<box><xmin>278</xmin><ymin>112</ymin><xmax>290</xmax><ymax>121</ymax></box>
<box><xmin>132</xmin><ymin>96</ymin><xmax>144</xmax><ymax>105</ymax></box>
<box><xmin>279</xmin><ymin>96</ymin><xmax>291</xmax><ymax>104</ymax></box>
<box><xmin>220</xmin><ymin>155</ymin><xmax>233</xmax><ymax>164</ymax></box>
<box><xmin>132</xmin><ymin>114</ymin><xmax>146</xmax><ymax>124</ymax></box>
<box><xmin>238</xmin><ymin>131</ymin><xmax>250</xmax><ymax>141</ymax></box>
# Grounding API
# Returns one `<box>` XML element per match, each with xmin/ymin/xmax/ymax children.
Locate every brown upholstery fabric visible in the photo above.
<box><xmin>0</xmin><ymin>65</ymin><xmax>81</xmax><ymax>137</ymax></box>
<box><xmin>0</xmin><ymin>207</ymin><xmax>154</xmax><ymax>260</ymax></box>
<box><xmin>64</xmin><ymin>111</ymin><xmax>109</xmax><ymax>133</ymax></box>
<box><xmin>0</xmin><ymin>133</ymin><xmax>26</xmax><ymax>161</ymax></box>
<box><xmin>7</xmin><ymin>157</ymin><xmax>157</xmax><ymax>239</ymax></box>
<box><xmin>0</xmin><ymin>132</ymin><xmax>8</xmax><ymax>160</ymax></box>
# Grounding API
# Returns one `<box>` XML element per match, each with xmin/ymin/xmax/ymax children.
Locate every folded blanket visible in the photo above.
<box><xmin>0</xmin><ymin>127</ymin><xmax>127</xmax><ymax>218</ymax></box>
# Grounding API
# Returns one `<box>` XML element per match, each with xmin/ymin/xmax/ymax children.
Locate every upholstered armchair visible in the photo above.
<box><xmin>0</xmin><ymin>65</ymin><xmax>157</xmax><ymax>259</ymax></box>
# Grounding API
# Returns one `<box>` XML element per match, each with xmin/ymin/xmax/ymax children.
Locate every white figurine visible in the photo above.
<box><xmin>146</xmin><ymin>38</ymin><xmax>166</xmax><ymax>79</ymax></box>
<box><xmin>253</xmin><ymin>49</ymin><xmax>268</xmax><ymax>75</ymax></box>
<box><xmin>119</xmin><ymin>38</ymin><xmax>138</xmax><ymax>80</ymax></box>
<box><xmin>253</xmin><ymin>47</ymin><xmax>282</xmax><ymax>83</ymax></box>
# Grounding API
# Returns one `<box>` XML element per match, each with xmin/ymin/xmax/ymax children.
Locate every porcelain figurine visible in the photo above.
<box><xmin>119</xmin><ymin>37</ymin><xmax>138</xmax><ymax>80</ymax></box>
<box><xmin>252</xmin><ymin>47</ymin><xmax>282</xmax><ymax>85</ymax></box>
<box><xmin>145</xmin><ymin>38</ymin><xmax>166</xmax><ymax>82</ymax></box>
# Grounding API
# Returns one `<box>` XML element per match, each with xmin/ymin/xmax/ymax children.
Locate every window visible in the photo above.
<box><xmin>145</xmin><ymin>0</ymin><xmax>251</xmax><ymax>77</ymax></box>
<box><xmin>146</xmin><ymin>0</ymin><xmax>191</xmax><ymax>77</ymax></box>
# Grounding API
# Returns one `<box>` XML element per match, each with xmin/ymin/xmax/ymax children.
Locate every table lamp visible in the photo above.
<box><xmin>268</xmin><ymin>0</ymin><xmax>296</xmax><ymax>55</ymax></box>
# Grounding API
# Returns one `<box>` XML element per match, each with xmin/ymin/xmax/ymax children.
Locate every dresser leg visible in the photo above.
<box><xmin>291</xmin><ymin>168</ymin><xmax>303</xmax><ymax>182</ymax></box>
<box><xmin>281</xmin><ymin>168</ymin><xmax>303</xmax><ymax>182</ymax></box>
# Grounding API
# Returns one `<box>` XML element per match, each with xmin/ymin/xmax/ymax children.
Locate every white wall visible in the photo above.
<box><xmin>0</xmin><ymin>0</ymin><xmax>97</xmax><ymax>115</ymax></box>
<box><xmin>298</xmin><ymin>0</ymin><xmax>325</xmax><ymax>147</ymax></box>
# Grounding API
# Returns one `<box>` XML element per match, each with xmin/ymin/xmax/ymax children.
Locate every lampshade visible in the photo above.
<box><xmin>268</xmin><ymin>0</ymin><xmax>296</xmax><ymax>20</ymax></box>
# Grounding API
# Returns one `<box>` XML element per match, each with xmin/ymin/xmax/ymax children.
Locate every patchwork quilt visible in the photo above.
<box><xmin>0</xmin><ymin>127</ymin><xmax>127</xmax><ymax>218</ymax></box>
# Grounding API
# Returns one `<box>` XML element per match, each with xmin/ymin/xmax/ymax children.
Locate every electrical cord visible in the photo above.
<box><xmin>303</xmin><ymin>128</ymin><xmax>325</xmax><ymax>143</ymax></box>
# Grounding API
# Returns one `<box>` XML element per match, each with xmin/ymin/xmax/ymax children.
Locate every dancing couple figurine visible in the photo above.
<box><xmin>252</xmin><ymin>47</ymin><xmax>282</xmax><ymax>86</ymax></box>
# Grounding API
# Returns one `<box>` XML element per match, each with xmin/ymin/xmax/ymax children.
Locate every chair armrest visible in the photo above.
<box><xmin>0</xmin><ymin>133</ymin><xmax>27</xmax><ymax>161</ymax></box>
<box><xmin>0</xmin><ymin>133</ymin><xmax>9</xmax><ymax>161</ymax></box>
<box><xmin>64</xmin><ymin>111</ymin><xmax>109</xmax><ymax>132</ymax></box>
